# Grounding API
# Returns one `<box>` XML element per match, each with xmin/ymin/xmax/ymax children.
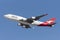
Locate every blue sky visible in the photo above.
<box><xmin>0</xmin><ymin>0</ymin><xmax>60</xmax><ymax>40</ymax></box>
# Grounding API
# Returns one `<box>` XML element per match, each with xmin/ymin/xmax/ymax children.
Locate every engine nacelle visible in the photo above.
<box><xmin>17</xmin><ymin>23</ymin><xmax>26</xmax><ymax>28</ymax></box>
<box><xmin>32</xmin><ymin>16</ymin><xmax>36</xmax><ymax>19</ymax></box>
<box><xmin>17</xmin><ymin>23</ymin><xmax>21</xmax><ymax>26</ymax></box>
<box><xmin>17</xmin><ymin>23</ymin><xmax>24</xmax><ymax>26</ymax></box>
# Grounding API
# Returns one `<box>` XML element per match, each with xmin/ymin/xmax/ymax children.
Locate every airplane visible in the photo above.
<box><xmin>4</xmin><ymin>14</ymin><xmax>56</xmax><ymax>28</ymax></box>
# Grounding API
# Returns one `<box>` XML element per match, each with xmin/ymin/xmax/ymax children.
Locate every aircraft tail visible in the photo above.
<box><xmin>46</xmin><ymin>18</ymin><xmax>56</xmax><ymax>23</ymax></box>
<box><xmin>37</xmin><ymin>18</ymin><xmax>56</xmax><ymax>27</ymax></box>
<box><xmin>45</xmin><ymin>18</ymin><xmax>56</xmax><ymax>27</ymax></box>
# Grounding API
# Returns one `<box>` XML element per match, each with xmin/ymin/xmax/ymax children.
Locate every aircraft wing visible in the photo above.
<box><xmin>34</xmin><ymin>14</ymin><xmax>48</xmax><ymax>20</ymax></box>
<box><xmin>31</xmin><ymin>14</ymin><xmax>48</xmax><ymax>20</ymax></box>
<box><xmin>25</xmin><ymin>14</ymin><xmax>48</xmax><ymax>23</ymax></box>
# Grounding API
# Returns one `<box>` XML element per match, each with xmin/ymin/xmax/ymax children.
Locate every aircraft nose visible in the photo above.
<box><xmin>4</xmin><ymin>15</ymin><xmax>8</xmax><ymax>18</ymax></box>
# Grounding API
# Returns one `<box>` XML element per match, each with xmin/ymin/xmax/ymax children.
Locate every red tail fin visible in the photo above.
<box><xmin>46</xmin><ymin>18</ymin><xmax>56</xmax><ymax>24</ymax></box>
<box><xmin>37</xmin><ymin>18</ymin><xmax>56</xmax><ymax>27</ymax></box>
<box><xmin>47</xmin><ymin>18</ymin><xmax>56</xmax><ymax>21</ymax></box>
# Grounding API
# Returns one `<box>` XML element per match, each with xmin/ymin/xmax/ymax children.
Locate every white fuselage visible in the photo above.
<box><xmin>4</xmin><ymin>14</ymin><xmax>43</xmax><ymax>25</ymax></box>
